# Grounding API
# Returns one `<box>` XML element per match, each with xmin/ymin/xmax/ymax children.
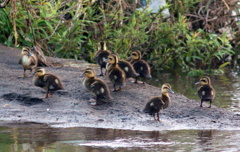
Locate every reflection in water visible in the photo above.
<box><xmin>0</xmin><ymin>123</ymin><xmax>240</xmax><ymax>152</ymax></box>
<box><xmin>196</xmin><ymin>130</ymin><xmax>213</xmax><ymax>151</ymax></box>
<box><xmin>0</xmin><ymin>123</ymin><xmax>59</xmax><ymax>152</ymax></box>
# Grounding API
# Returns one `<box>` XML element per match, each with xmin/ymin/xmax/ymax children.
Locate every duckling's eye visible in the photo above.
<box><xmin>36</xmin><ymin>70</ymin><xmax>42</xmax><ymax>73</ymax></box>
<box><xmin>85</xmin><ymin>71</ymin><xmax>91</xmax><ymax>74</ymax></box>
<box><xmin>201</xmin><ymin>80</ymin><xmax>206</xmax><ymax>82</ymax></box>
<box><xmin>163</xmin><ymin>87</ymin><xmax>169</xmax><ymax>90</ymax></box>
<box><xmin>132</xmin><ymin>53</ymin><xmax>137</xmax><ymax>56</ymax></box>
<box><xmin>109</xmin><ymin>58</ymin><xmax>112</xmax><ymax>61</ymax></box>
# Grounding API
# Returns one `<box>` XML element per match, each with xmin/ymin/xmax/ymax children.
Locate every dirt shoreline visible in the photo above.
<box><xmin>0</xmin><ymin>44</ymin><xmax>240</xmax><ymax>131</ymax></box>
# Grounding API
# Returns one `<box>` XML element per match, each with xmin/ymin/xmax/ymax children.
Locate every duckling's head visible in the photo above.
<box><xmin>161</xmin><ymin>83</ymin><xmax>174</xmax><ymax>95</ymax></box>
<box><xmin>196</xmin><ymin>76</ymin><xmax>211</xmax><ymax>85</ymax></box>
<box><xmin>130</xmin><ymin>51</ymin><xmax>141</xmax><ymax>60</ymax></box>
<box><xmin>82</xmin><ymin>68</ymin><xmax>96</xmax><ymax>78</ymax></box>
<box><xmin>21</xmin><ymin>47</ymin><xmax>33</xmax><ymax>56</ymax></box>
<box><xmin>31</xmin><ymin>67</ymin><xmax>45</xmax><ymax>77</ymax></box>
<box><xmin>108</xmin><ymin>54</ymin><xmax>118</xmax><ymax>64</ymax></box>
<box><xmin>112</xmin><ymin>53</ymin><xmax>120</xmax><ymax>58</ymax></box>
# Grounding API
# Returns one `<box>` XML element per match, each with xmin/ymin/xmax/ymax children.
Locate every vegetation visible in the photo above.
<box><xmin>0</xmin><ymin>0</ymin><xmax>239</xmax><ymax>75</ymax></box>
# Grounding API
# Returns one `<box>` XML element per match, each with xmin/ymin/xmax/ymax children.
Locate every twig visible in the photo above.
<box><xmin>222</xmin><ymin>0</ymin><xmax>230</xmax><ymax>10</ymax></box>
<box><xmin>11</xmin><ymin>0</ymin><xmax>18</xmax><ymax>46</ymax></box>
<box><xmin>24</xmin><ymin>0</ymin><xmax>36</xmax><ymax>45</ymax></box>
<box><xmin>50</xmin><ymin>20</ymin><xmax>62</xmax><ymax>38</ymax></box>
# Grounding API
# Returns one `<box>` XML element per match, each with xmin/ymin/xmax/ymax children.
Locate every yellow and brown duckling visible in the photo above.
<box><xmin>81</xmin><ymin>68</ymin><xmax>112</xmax><ymax>105</ymax></box>
<box><xmin>143</xmin><ymin>83</ymin><xmax>174</xmax><ymax>121</ymax></box>
<box><xmin>111</xmin><ymin>53</ymin><xmax>139</xmax><ymax>79</ymax></box>
<box><xmin>195</xmin><ymin>76</ymin><xmax>215</xmax><ymax>108</ymax></box>
<box><xmin>94</xmin><ymin>49</ymin><xmax>111</xmax><ymax>76</ymax></box>
<box><xmin>128</xmin><ymin>50</ymin><xmax>152</xmax><ymax>84</ymax></box>
<box><xmin>19</xmin><ymin>47</ymin><xmax>38</xmax><ymax>77</ymax></box>
<box><xmin>31</xmin><ymin>67</ymin><xmax>64</xmax><ymax>98</ymax></box>
<box><xmin>107</xmin><ymin>54</ymin><xmax>126</xmax><ymax>92</ymax></box>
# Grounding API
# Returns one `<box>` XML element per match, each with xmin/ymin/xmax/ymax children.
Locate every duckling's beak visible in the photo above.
<box><xmin>29</xmin><ymin>72</ymin><xmax>36</xmax><ymax>77</ymax></box>
<box><xmin>127</xmin><ymin>56</ymin><xmax>131</xmax><ymax>61</ymax></box>
<box><xmin>28</xmin><ymin>52</ymin><xmax>33</xmax><ymax>56</ymax></box>
<box><xmin>195</xmin><ymin>82</ymin><xmax>200</xmax><ymax>85</ymax></box>
<box><xmin>168</xmin><ymin>89</ymin><xmax>174</xmax><ymax>94</ymax></box>
<box><xmin>103</xmin><ymin>58</ymin><xmax>108</xmax><ymax>63</ymax></box>
<box><xmin>80</xmin><ymin>73</ymin><xmax>85</xmax><ymax>77</ymax></box>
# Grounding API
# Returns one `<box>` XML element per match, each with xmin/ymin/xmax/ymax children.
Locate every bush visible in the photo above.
<box><xmin>0</xmin><ymin>0</ymin><xmax>237</xmax><ymax>75</ymax></box>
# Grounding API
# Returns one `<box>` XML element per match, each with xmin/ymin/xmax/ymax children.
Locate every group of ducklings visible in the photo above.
<box><xmin>19</xmin><ymin>47</ymin><xmax>64</xmax><ymax>98</ymax></box>
<box><xmin>19</xmin><ymin>47</ymin><xmax>215</xmax><ymax>121</ymax></box>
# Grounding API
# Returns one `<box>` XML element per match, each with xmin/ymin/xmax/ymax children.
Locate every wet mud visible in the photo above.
<box><xmin>0</xmin><ymin>44</ymin><xmax>240</xmax><ymax>131</ymax></box>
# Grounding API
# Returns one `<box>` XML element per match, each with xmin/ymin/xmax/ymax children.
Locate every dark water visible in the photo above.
<box><xmin>0</xmin><ymin>73</ymin><xmax>240</xmax><ymax>152</ymax></box>
<box><xmin>0</xmin><ymin>123</ymin><xmax>240</xmax><ymax>152</ymax></box>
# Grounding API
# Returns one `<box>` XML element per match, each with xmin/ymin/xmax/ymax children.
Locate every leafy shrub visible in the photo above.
<box><xmin>0</xmin><ymin>0</ymin><xmax>236</xmax><ymax>75</ymax></box>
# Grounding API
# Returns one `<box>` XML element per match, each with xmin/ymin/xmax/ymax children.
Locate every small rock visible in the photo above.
<box><xmin>98</xmin><ymin>119</ymin><xmax>104</xmax><ymax>122</ymax></box>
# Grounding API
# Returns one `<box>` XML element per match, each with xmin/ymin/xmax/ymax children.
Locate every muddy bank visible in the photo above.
<box><xmin>0</xmin><ymin>44</ymin><xmax>240</xmax><ymax>131</ymax></box>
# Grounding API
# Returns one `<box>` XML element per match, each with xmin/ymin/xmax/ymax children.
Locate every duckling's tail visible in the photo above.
<box><xmin>145</xmin><ymin>74</ymin><xmax>152</xmax><ymax>79</ymax></box>
<box><xmin>142</xmin><ymin>107</ymin><xmax>150</xmax><ymax>114</ymax></box>
<box><xmin>132</xmin><ymin>73</ymin><xmax>140</xmax><ymax>78</ymax></box>
<box><xmin>98</xmin><ymin>96</ymin><xmax>114</xmax><ymax>104</ymax></box>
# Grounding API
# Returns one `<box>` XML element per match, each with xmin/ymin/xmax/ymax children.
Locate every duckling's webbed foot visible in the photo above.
<box><xmin>134</xmin><ymin>81</ymin><xmax>144</xmax><ymax>84</ymax></box>
<box><xmin>22</xmin><ymin>74</ymin><xmax>27</xmax><ymax>78</ymax></box>
<box><xmin>112</xmin><ymin>84</ymin><xmax>121</xmax><ymax>92</ymax></box>
<box><xmin>22</xmin><ymin>69</ymin><xmax>27</xmax><ymax>78</ymax></box>
<box><xmin>134</xmin><ymin>77</ymin><xmax>138</xmax><ymax>84</ymax></box>
<box><xmin>49</xmin><ymin>91</ymin><xmax>53</xmax><ymax>97</ymax></box>
<box><xmin>200</xmin><ymin>100</ymin><xmax>203</xmax><ymax>107</ymax></box>
<box><xmin>88</xmin><ymin>99</ymin><xmax>97</xmax><ymax>105</ymax></box>
<box><xmin>133</xmin><ymin>77</ymin><xmax>145</xmax><ymax>84</ymax></box>
<box><xmin>116</xmin><ymin>87</ymin><xmax>122</xmax><ymax>91</ymax></box>
<box><xmin>43</xmin><ymin>90</ymin><xmax>51</xmax><ymax>98</ymax></box>
<box><xmin>98</xmin><ymin>68</ymin><xmax>104</xmax><ymax>76</ymax></box>
<box><xmin>208</xmin><ymin>100</ymin><xmax>212</xmax><ymax>108</ymax></box>
<box><xmin>42</xmin><ymin>94</ymin><xmax>48</xmax><ymax>99</ymax></box>
<box><xmin>156</xmin><ymin>113</ymin><xmax>160</xmax><ymax>121</ymax></box>
<box><xmin>153</xmin><ymin>113</ymin><xmax>156</xmax><ymax>121</ymax></box>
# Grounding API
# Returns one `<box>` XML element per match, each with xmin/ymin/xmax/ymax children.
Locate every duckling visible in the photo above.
<box><xmin>107</xmin><ymin>54</ymin><xmax>126</xmax><ymax>92</ymax></box>
<box><xmin>19</xmin><ymin>47</ymin><xmax>38</xmax><ymax>77</ymax></box>
<box><xmin>111</xmin><ymin>53</ymin><xmax>139</xmax><ymax>79</ymax></box>
<box><xmin>94</xmin><ymin>49</ymin><xmax>111</xmax><ymax>76</ymax></box>
<box><xmin>143</xmin><ymin>83</ymin><xmax>174</xmax><ymax>121</ymax></box>
<box><xmin>195</xmin><ymin>76</ymin><xmax>215</xmax><ymax>108</ymax></box>
<box><xmin>31</xmin><ymin>67</ymin><xmax>64</xmax><ymax>98</ymax></box>
<box><xmin>31</xmin><ymin>44</ymin><xmax>50</xmax><ymax>67</ymax></box>
<box><xmin>81</xmin><ymin>68</ymin><xmax>112</xmax><ymax>105</ymax></box>
<box><xmin>128</xmin><ymin>50</ymin><xmax>152</xmax><ymax>84</ymax></box>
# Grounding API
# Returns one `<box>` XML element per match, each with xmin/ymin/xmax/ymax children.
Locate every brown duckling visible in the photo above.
<box><xmin>81</xmin><ymin>68</ymin><xmax>112</xmax><ymax>105</ymax></box>
<box><xmin>19</xmin><ymin>47</ymin><xmax>38</xmax><ymax>77</ymax></box>
<box><xmin>31</xmin><ymin>44</ymin><xmax>50</xmax><ymax>67</ymax></box>
<box><xmin>128</xmin><ymin>50</ymin><xmax>152</xmax><ymax>84</ymax></box>
<box><xmin>110</xmin><ymin>53</ymin><xmax>139</xmax><ymax>79</ymax></box>
<box><xmin>143</xmin><ymin>83</ymin><xmax>174</xmax><ymax>121</ymax></box>
<box><xmin>31</xmin><ymin>67</ymin><xmax>64</xmax><ymax>98</ymax></box>
<box><xmin>195</xmin><ymin>76</ymin><xmax>215</xmax><ymax>108</ymax></box>
<box><xmin>94</xmin><ymin>49</ymin><xmax>111</xmax><ymax>76</ymax></box>
<box><xmin>107</xmin><ymin>54</ymin><xmax>126</xmax><ymax>92</ymax></box>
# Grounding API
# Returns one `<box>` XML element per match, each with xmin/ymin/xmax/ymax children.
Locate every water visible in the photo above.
<box><xmin>0</xmin><ymin>123</ymin><xmax>240</xmax><ymax>152</ymax></box>
<box><xmin>0</xmin><ymin>73</ymin><xmax>240</xmax><ymax>152</ymax></box>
